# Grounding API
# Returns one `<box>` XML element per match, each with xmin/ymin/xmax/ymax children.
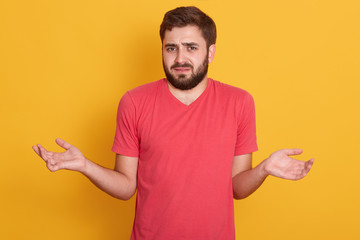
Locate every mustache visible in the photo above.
<box><xmin>170</xmin><ymin>63</ymin><xmax>193</xmax><ymax>69</ymax></box>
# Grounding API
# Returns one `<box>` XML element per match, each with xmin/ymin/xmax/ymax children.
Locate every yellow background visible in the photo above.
<box><xmin>1</xmin><ymin>0</ymin><xmax>359</xmax><ymax>239</ymax></box>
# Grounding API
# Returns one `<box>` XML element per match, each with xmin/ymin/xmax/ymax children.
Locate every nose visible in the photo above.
<box><xmin>175</xmin><ymin>48</ymin><xmax>186</xmax><ymax>64</ymax></box>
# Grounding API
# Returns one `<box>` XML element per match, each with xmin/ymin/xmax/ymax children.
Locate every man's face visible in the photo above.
<box><xmin>162</xmin><ymin>26</ymin><xmax>212</xmax><ymax>90</ymax></box>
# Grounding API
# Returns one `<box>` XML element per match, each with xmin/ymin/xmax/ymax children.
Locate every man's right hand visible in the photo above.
<box><xmin>33</xmin><ymin>138</ymin><xmax>138</xmax><ymax>200</ymax></box>
<box><xmin>32</xmin><ymin>138</ymin><xmax>87</xmax><ymax>173</ymax></box>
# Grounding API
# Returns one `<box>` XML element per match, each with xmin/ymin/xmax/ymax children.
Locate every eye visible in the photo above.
<box><xmin>188</xmin><ymin>46</ymin><xmax>197</xmax><ymax>51</ymax></box>
<box><xmin>166</xmin><ymin>47</ymin><xmax>176</xmax><ymax>52</ymax></box>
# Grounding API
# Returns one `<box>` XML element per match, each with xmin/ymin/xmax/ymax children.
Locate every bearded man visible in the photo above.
<box><xmin>33</xmin><ymin>6</ymin><xmax>314</xmax><ymax>240</ymax></box>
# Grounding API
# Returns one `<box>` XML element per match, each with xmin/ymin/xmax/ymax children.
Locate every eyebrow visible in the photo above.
<box><xmin>182</xmin><ymin>42</ymin><xmax>199</xmax><ymax>47</ymax></box>
<box><xmin>164</xmin><ymin>42</ymin><xmax>199</xmax><ymax>48</ymax></box>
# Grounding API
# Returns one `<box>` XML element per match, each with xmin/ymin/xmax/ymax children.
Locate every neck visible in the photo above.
<box><xmin>167</xmin><ymin>77</ymin><xmax>209</xmax><ymax>106</ymax></box>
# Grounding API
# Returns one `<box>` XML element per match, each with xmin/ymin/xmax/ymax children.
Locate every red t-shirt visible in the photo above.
<box><xmin>112</xmin><ymin>78</ymin><xmax>258</xmax><ymax>240</ymax></box>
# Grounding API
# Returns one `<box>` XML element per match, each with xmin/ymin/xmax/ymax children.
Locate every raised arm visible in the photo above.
<box><xmin>232</xmin><ymin>149</ymin><xmax>314</xmax><ymax>199</ymax></box>
<box><xmin>32</xmin><ymin>138</ymin><xmax>138</xmax><ymax>200</ymax></box>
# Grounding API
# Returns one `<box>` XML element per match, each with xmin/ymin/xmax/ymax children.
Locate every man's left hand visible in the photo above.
<box><xmin>263</xmin><ymin>149</ymin><xmax>314</xmax><ymax>180</ymax></box>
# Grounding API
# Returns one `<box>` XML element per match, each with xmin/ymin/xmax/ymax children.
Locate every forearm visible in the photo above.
<box><xmin>232</xmin><ymin>149</ymin><xmax>314</xmax><ymax>199</ymax></box>
<box><xmin>82</xmin><ymin>159</ymin><xmax>136</xmax><ymax>200</ymax></box>
<box><xmin>232</xmin><ymin>160</ymin><xmax>268</xmax><ymax>199</ymax></box>
<box><xmin>33</xmin><ymin>139</ymin><xmax>137</xmax><ymax>200</ymax></box>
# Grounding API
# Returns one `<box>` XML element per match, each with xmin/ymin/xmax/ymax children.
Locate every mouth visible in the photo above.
<box><xmin>171</xmin><ymin>64</ymin><xmax>193</xmax><ymax>74</ymax></box>
<box><xmin>173</xmin><ymin>67</ymin><xmax>191</xmax><ymax>73</ymax></box>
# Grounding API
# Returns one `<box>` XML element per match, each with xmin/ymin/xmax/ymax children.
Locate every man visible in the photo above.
<box><xmin>33</xmin><ymin>6</ymin><xmax>314</xmax><ymax>240</ymax></box>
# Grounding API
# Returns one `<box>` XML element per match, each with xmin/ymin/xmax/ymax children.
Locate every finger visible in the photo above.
<box><xmin>54</xmin><ymin>159</ymin><xmax>70</xmax><ymax>170</ymax></box>
<box><xmin>37</xmin><ymin>144</ymin><xmax>48</xmax><ymax>160</ymax></box>
<box><xmin>305</xmin><ymin>158</ymin><xmax>314</xmax><ymax>171</ymax></box>
<box><xmin>47</xmin><ymin>158</ymin><xmax>72</xmax><ymax>171</ymax></box>
<box><xmin>32</xmin><ymin>145</ymin><xmax>41</xmax><ymax>156</ymax></box>
<box><xmin>309</xmin><ymin>158</ymin><xmax>315</xmax><ymax>165</ymax></box>
<box><xmin>38</xmin><ymin>145</ymin><xmax>56</xmax><ymax>164</ymax></box>
<box><xmin>282</xmin><ymin>148</ymin><xmax>303</xmax><ymax>156</ymax></box>
<box><xmin>291</xmin><ymin>169</ymin><xmax>306</xmax><ymax>180</ymax></box>
<box><xmin>55</xmin><ymin>138</ymin><xmax>72</xmax><ymax>150</ymax></box>
<box><xmin>47</xmin><ymin>161</ymin><xmax>60</xmax><ymax>172</ymax></box>
<box><xmin>297</xmin><ymin>159</ymin><xmax>314</xmax><ymax>179</ymax></box>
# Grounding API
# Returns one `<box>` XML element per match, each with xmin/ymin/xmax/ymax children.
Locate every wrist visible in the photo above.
<box><xmin>259</xmin><ymin>159</ymin><xmax>270</xmax><ymax>178</ymax></box>
<box><xmin>79</xmin><ymin>156</ymin><xmax>91</xmax><ymax>175</ymax></box>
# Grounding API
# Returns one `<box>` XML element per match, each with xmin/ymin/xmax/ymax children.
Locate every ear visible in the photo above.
<box><xmin>208</xmin><ymin>44</ymin><xmax>216</xmax><ymax>63</ymax></box>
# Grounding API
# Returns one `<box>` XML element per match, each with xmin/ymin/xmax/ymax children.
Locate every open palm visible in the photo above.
<box><xmin>32</xmin><ymin>138</ymin><xmax>86</xmax><ymax>172</ymax></box>
<box><xmin>264</xmin><ymin>149</ymin><xmax>314</xmax><ymax>180</ymax></box>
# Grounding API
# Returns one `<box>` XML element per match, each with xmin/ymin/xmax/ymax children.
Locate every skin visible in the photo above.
<box><xmin>33</xmin><ymin>138</ymin><xmax>138</xmax><ymax>200</ymax></box>
<box><xmin>32</xmin><ymin>25</ymin><xmax>314</xmax><ymax>201</ymax></box>
<box><xmin>162</xmin><ymin>26</ymin><xmax>216</xmax><ymax>105</ymax></box>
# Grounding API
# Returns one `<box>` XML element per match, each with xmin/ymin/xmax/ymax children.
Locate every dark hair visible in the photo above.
<box><xmin>160</xmin><ymin>6</ymin><xmax>217</xmax><ymax>48</ymax></box>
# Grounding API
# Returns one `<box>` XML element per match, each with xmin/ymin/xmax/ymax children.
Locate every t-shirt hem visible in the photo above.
<box><xmin>111</xmin><ymin>146</ymin><xmax>139</xmax><ymax>157</ymax></box>
<box><xmin>234</xmin><ymin>147</ymin><xmax>258</xmax><ymax>156</ymax></box>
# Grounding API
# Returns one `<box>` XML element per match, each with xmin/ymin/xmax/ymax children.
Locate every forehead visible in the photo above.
<box><xmin>163</xmin><ymin>25</ymin><xmax>206</xmax><ymax>45</ymax></box>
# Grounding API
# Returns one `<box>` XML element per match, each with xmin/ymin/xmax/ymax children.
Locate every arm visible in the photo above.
<box><xmin>32</xmin><ymin>138</ymin><xmax>138</xmax><ymax>200</ymax></box>
<box><xmin>232</xmin><ymin>149</ymin><xmax>314</xmax><ymax>200</ymax></box>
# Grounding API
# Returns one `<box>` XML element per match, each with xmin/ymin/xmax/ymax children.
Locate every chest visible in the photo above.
<box><xmin>137</xmin><ymin>95</ymin><xmax>238</xmax><ymax>158</ymax></box>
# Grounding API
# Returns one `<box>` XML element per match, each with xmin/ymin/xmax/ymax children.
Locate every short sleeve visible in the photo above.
<box><xmin>234</xmin><ymin>92</ymin><xmax>258</xmax><ymax>155</ymax></box>
<box><xmin>112</xmin><ymin>92</ymin><xmax>140</xmax><ymax>157</ymax></box>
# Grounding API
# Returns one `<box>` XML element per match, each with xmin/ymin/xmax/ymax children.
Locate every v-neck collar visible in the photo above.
<box><xmin>162</xmin><ymin>78</ymin><xmax>213</xmax><ymax>109</ymax></box>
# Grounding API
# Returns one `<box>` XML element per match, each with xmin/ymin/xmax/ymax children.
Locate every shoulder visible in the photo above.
<box><xmin>121</xmin><ymin>79</ymin><xmax>164</xmax><ymax>105</ymax></box>
<box><xmin>211</xmin><ymin>79</ymin><xmax>254</xmax><ymax>100</ymax></box>
<box><xmin>117</xmin><ymin>79</ymin><xmax>164</xmax><ymax>115</ymax></box>
<box><xmin>127</xmin><ymin>79</ymin><xmax>163</xmax><ymax>98</ymax></box>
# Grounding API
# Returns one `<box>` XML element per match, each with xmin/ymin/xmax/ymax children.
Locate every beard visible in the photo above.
<box><xmin>163</xmin><ymin>54</ymin><xmax>209</xmax><ymax>90</ymax></box>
